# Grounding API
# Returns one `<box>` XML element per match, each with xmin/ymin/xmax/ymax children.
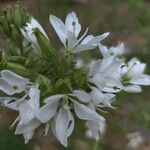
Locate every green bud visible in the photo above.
<box><xmin>6</xmin><ymin>62</ymin><xmax>38</xmax><ymax>79</ymax></box>
<box><xmin>6</xmin><ymin>39</ymin><xmax>19</xmax><ymax>56</ymax></box>
<box><xmin>6</xmin><ymin>6</ymin><xmax>13</xmax><ymax>23</ymax></box>
<box><xmin>33</xmin><ymin>28</ymin><xmax>57</xmax><ymax>59</ymax></box>
<box><xmin>10</xmin><ymin>24</ymin><xmax>21</xmax><ymax>42</ymax></box>
<box><xmin>0</xmin><ymin>60</ymin><xmax>7</xmax><ymax>70</ymax></box>
<box><xmin>14</xmin><ymin>1</ymin><xmax>22</xmax><ymax>28</ymax></box>
<box><xmin>0</xmin><ymin>16</ymin><xmax>11</xmax><ymax>35</ymax></box>
<box><xmin>7</xmin><ymin>56</ymin><xmax>26</xmax><ymax>64</ymax></box>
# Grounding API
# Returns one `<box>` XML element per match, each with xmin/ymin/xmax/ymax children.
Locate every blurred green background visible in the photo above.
<box><xmin>0</xmin><ymin>0</ymin><xmax>150</xmax><ymax>149</ymax></box>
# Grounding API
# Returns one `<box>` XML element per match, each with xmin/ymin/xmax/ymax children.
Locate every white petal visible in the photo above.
<box><xmin>73</xmin><ymin>90</ymin><xmax>91</xmax><ymax>103</ymax></box>
<box><xmin>87</xmin><ymin>32</ymin><xmax>109</xmax><ymax>45</ymax></box>
<box><xmin>124</xmin><ymin>85</ymin><xmax>142</xmax><ymax>93</ymax></box>
<box><xmin>0</xmin><ymin>78</ymin><xmax>18</xmax><ymax>95</ymax></box>
<box><xmin>66</xmin><ymin>110</ymin><xmax>74</xmax><ymax>138</ymax></box>
<box><xmin>19</xmin><ymin>102</ymin><xmax>35</xmax><ymax>124</ymax></box>
<box><xmin>130</xmin><ymin>75</ymin><xmax>150</xmax><ymax>85</ymax></box>
<box><xmin>23</xmin><ymin>130</ymin><xmax>34</xmax><ymax>144</ymax></box>
<box><xmin>0</xmin><ymin>97</ymin><xmax>19</xmax><ymax>110</ymax></box>
<box><xmin>128</xmin><ymin>63</ymin><xmax>146</xmax><ymax>77</ymax></box>
<box><xmin>30</xmin><ymin>18</ymin><xmax>48</xmax><ymax>39</ymax></box>
<box><xmin>28</xmin><ymin>86</ymin><xmax>40</xmax><ymax>110</ymax></box>
<box><xmin>67</xmin><ymin>31</ymin><xmax>78</xmax><ymax>50</ymax></box>
<box><xmin>65</xmin><ymin>12</ymin><xmax>81</xmax><ymax>37</ymax></box>
<box><xmin>73</xmin><ymin>44</ymin><xmax>96</xmax><ymax>53</ymax></box>
<box><xmin>80</xmin><ymin>35</ymin><xmax>94</xmax><ymax>44</ymax></box>
<box><xmin>90</xmin><ymin>87</ymin><xmax>104</xmax><ymax>105</ymax></box>
<box><xmin>55</xmin><ymin>108</ymin><xmax>70</xmax><ymax>147</ymax></box>
<box><xmin>73</xmin><ymin>101</ymin><xmax>105</xmax><ymax>121</ymax></box>
<box><xmin>88</xmin><ymin>60</ymin><xmax>102</xmax><ymax>77</ymax></box>
<box><xmin>37</xmin><ymin>100</ymin><xmax>58</xmax><ymax>123</ymax></box>
<box><xmin>103</xmin><ymin>93</ymin><xmax>116</xmax><ymax>107</ymax></box>
<box><xmin>15</xmin><ymin>119</ymin><xmax>41</xmax><ymax>134</ymax></box>
<box><xmin>98</xmin><ymin>43</ymin><xmax>109</xmax><ymax>58</ymax></box>
<box><xmin>50</xmin><ymin>15</ymin><xmax>67</xmax><ymax>46</ymax></box>
<box><xmin>1</xmin><ymin>70</ymin><xmax>30</xmax><ymax>88</ymax></box>
<box><xmin>44</xmin><ymin>94</ymin><xmax>63</xmax><ymax>103</ymax></box>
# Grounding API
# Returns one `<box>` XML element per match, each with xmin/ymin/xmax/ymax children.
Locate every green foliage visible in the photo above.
<box><xmin>0</xmin><ymin>2</ymin><xmax>30</xmax><ymax>56</ymax></box>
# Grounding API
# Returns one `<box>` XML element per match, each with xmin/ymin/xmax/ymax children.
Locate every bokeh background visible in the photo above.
<box><xmin>0</xmin><ymin>0</ymin><xmax>150</xmax><ymax>149</ymax></box>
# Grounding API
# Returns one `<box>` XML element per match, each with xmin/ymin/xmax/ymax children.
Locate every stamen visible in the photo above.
<box><xmin>78</xmin><ymin>27</ymin><xmax>89</xmax><ymax>43</ymax></box>
<box><xmin>43</xmin><ymin>123</ymin><xmax>50</xmax><ymax>137</ymax></box>
<box><xmin>9</xmin><ymin>116</ymin><xmax>20</xmax><ymax>130</ymax></box>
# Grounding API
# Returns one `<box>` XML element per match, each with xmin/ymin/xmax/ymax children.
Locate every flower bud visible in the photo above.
<box><xmin>33</xmin><ymin>28</ymin><xmax>57</xmax><ymax>59</ymax></box>
<box><xmin>14</xmin><ymin>2</ymin><xmax>22</xmax><ymax>28</ymax></box>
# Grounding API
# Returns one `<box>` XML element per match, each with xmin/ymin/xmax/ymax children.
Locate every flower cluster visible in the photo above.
<box><xmin>0</xmin><ymin>3</ymin><xmax>150</xmax><ymax>147</ymax></box>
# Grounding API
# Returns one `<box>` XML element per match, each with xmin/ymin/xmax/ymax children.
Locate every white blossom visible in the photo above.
<box><xmin>21</xmin><ymin>18</ymin><xmax>49</xmax><ymax>51</ymax></box>
<box><xmin>50</xmin><ymin>12</ymin><xmax>109</xmax><ymax>53</ymax></box>
<box><xmin>38</xmin><ymin>91</ymin><xmax>104</xmax><ymax>147</ymax></box>
<box><xmin>0</xmin><ymin>85</ymin><xmax>42</xmax><ymax>143</ymax></box>
<box><xmin>88</xmin><ymin>56</ymin><xmax>124</xmax><ymax>93</ymax></box>
<box><xmin>99</xmin><ymin>42</ymin><xmax>125</xmax><ymax>58</ymax></box>
<box><xmin>118</xmin><ymin>58</ymin><xmax>150</xmax><ymax>93</ymax></box>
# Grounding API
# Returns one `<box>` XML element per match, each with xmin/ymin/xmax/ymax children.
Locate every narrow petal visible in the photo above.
<box><xmin>124</xmin><ymin>85</ymin><xmax>142</xmax><ymax>93</ymax></box>
<box><xmin>19</xmin><ymin>102</ymin><xmax>35</xmax><ymax>124</ymax></box>
<box><xmin>30</xmin><ymin>18</ymin><xmax>48</xmax><ymax>39</ymax></box>
<box><xmin>0</xmin><ymin>97</ymin><xmax>19</xmax><ymax>110</ymax></box>
<box><xmin>98</xmin><ymin>44</ymin><xmax>109</xmax><ymax>58</ymax></box>
<box><xmin>72</xmin><ymin>90</ymin><xmax>91</xmax><ymax>103</ymax></box>
<box><xmin>50</xmin><ymin>15</ymin><xmax>67</xmax><ymax>46</ymax></box>
<box><xmin>73</xmin><ymin>101</ymin><xmax>105</xmax><ymax>121</ymax></box>
<box><xmin>15</xmin><ymin>119</ymin><xmax>41</xmax><ymax>134</ymax></box>
<box><xmin>87</xmin><ymin>32</ymin><xmax>110</xmax><ymax>45</ymax></box>
<box><xmin>73</xmin><ymin>44</ymin><xmax>96</xmax><ymax>53</ymax></box>
<box><xmin>65</xmin><ymin>12</ymin><xmax>81</xmax><ymax>37</ymax></box>
<box><xmin>90</xmin><ymin>88</ymin><xmax>104</xmax><ymax>105</ymax></box>
<box><xmin>28</xmin><ymin>86</ymin><xmax>40</xmax><ymax>110</ymax></box>
<box><xmin>130</xmin><ymin>75</ymin><xmax>150</xmax><ymax>86</ymax></box>
<box><xmin>23</xmin><ymin>131</ymin><xmax>34</xmax><ymax>144</ymax></box>
<box><xmin>37</xmin><ymin>100</ymin><xmax>58</xmax><ymax>123</ymax></box>
<box><xmin>55</xmin><ymin>108</ymin><xmax>69</xmax><ymax>147</ymax></box>
<box><xmin>0</xmin><ymin>78</ymin><xmax>18</xmax><ymax>95</ymax></box>
<box><xmin>44</xmin><ymin>94</ymin><xmax>63</xmax><ymax>103</ymax></box>
<box><xmin>1</xmin><ymin>70</ymin><xmax>30</xmax><ymax>87</ymax></box>
<box><xmin>67</xmin><ymin>31</ymin><xmax>78</xmax><ymax>50</ymax></box>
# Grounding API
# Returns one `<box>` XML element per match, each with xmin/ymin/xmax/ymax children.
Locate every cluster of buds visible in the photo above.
<box><xmin>0</xmin><ymin>3</ymin><xmax>150</xmax><ymax>147</ymax></box>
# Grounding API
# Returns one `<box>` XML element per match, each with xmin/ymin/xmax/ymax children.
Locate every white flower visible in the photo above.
<box><xmin>99</xmin><ymin>42</ymin><xmax>125</xmax><ymax>58</ymax></box>
<box><xmin>88</xmin><ymin>56</ymin><xmax>124</xmax><ymax>93</ymax></box>
<box><xmin>0</xmin><ymin>70</ymin><xmax>31</xmax><ymax>95</ymax></box>
<box><xmin>85</xmin><ymin>103</ymin><xmax>106</xmax><ymax>141</ymax></box>
<box><xmin>21</xmin><ymin>18</ymin><xmax>49</xmax><ymax>51</ymax></box>
<box><xmin>38</xmin><ymin>91</ymin><xmax>104</xmax><ymax>147</ymax></box>
<box><xmin>0</xmin><ymin>85</ymin><xmax>42</xmax><ymax>144</ymax></box>
<box><xmin>50</xmin><ymin>12</ymin><xmax>109</xmax><ymax>53</ymax></box>
<box><xmin>120</xmin><ymin>58</ymin><xmax>150</xmax><ymax>93</ymax></box>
